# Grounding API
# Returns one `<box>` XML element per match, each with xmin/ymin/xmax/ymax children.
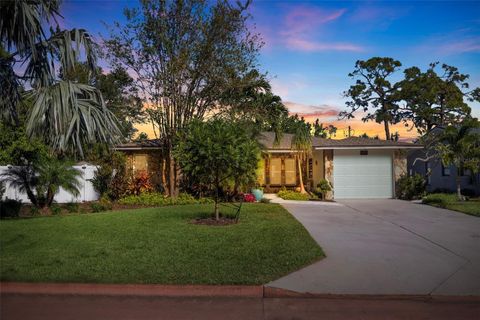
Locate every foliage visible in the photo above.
<box><xmin>118</xmin><ymin>192</ymin><xmax>213</xmax><ymax>207</ymax></box>
<box><xmin>313</xmin><ymin>119</ymin><xmax>337</xmax><ymax>138</ymax></box>
<box><xmin>0</xmin><ymin>199</ymin><xmax>22</xmax><ymax>218</ymax></box>
<box><xmin>260</xmin><ymin>198</ymin><xmax>271</xmax><ymax>204</ymax></box>
<box><xmin>395</xmin><ymin>174</ymin><xmax>426</xmax><ymax>200</ymax></box>
<box><xmin>399</xmin><ymin>63</ymin><xmax>477</xmax><ymax>134</ymax></box>
<box><xmin>64</xmin><ymin>202</ymin><xmax>79</xmax><ymax>213</ymax></box>
<box><xmin>0</xmin><ymin>0</ymin><xmax>121</xmax><ymax>158</ymax></box>
<box><xmin>104</xmin><ymin>0</ymin><xmax>263</xmax><ymax>196</ymax></box>
<box><xmin>422</xmin><ymin>193</ymin><xmax>458</xmax><ymax>206</ymax></box>
<box><xmin>174</xmin><ymin>119</ymin><xmax>260</xmax><ymax>219</ymax></box>
<box><xmin>127</xmin><ymin>170</ymin><xmax>155</xmax><ymax>196</ymax></box>
<box><xmin>340</xmin><ymin>57</ymin><xmax>402</xmax><ymax>140</ymax></box>
<box><xmin>90</xmin><ymin>151</ymin><xmax>128</xmax><ymax>200</ymax></box>
<box><xmin>435</xmin><ymin>118</ymin><xmax>480</xmax><ymax>200</ymax></box>
<box><xmin>277</xmin><ymin>188</ymin><xmax>310</xmax><ymax>201</ymax></box>
<box><xmin>0</xmin><ymin>180</ymin><xmax>4</xmax><ymax>199</ymax></box>
<box><xmin>0</xmin><ymin>204</ymin><xmax>324</xmax><ymax>284</ymax></box>
<box><xmin>314</xmin><ymin>179</ymin><xmax>332</xmax><ymax>200</ymax></box>
<box><xmin>0</xmin><ymin>123</ymin><xmax>49</xmax><ymax>166</ymax></box>
<box><xmin>50</xmin><ymin>204</ymin><xmax>62</xmax><ymax>215</ymax></box>
<box><xmin>90</xmin><ymin>197</ymin><xmax>113</xmax><ymax>213</ymax></box>
<box><xmin>243</xmin><ymin>193</ymin><xmax>256</xmax><ymax>203</ymax></box>
<box><xmin>0</xmin><ymin>157</ymin><xmax>82</xmax><ymax>208</ymax></box>
<box><xmin>422</xmin><ymin>193</ymin><xmax>480</xmax><ymax>216</ymax></box>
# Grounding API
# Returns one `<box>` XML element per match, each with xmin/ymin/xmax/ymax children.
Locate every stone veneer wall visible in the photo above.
<box><xmin>323</xmin><ymin>150</ymin><xmax>334</xmax><ymax>200</ymax></box>
<box><xmin>393</xmin><ymin>150</ymin><xmax>407</xmax><ymax>198</ymax></box>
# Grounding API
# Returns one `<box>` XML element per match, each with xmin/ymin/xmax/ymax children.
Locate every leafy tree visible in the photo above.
<box><xmin>435</xmin><ymin>118</ymin><xmax>480</xmax><ymax>201</ymax></box>
<box><xmin>399</xmin><ymin>63</ymin><xmax>477</xmax><ymax>134</ymax></box>
<box><xmin>135</xmin><ymin>132</ymin><xmax>149</xmax><ymax>142</ymax></box>
<box><xmin>104</xmin><ymin>0</ymin><xmax>262</xmax><ymax>197</ymax></box>
<box><xmin>174</xmin><ymin>119</ymin><xmax>260</xmax><ymax>220</ymax></box>
<box><xmin>340</xmin><ymin>57</ymin><xmax>402</xmax><ymax>140</ymax></box>
<box><xmin>0</xmin><ymin>0</ymin><xmax>121</xmax><ymax>158</ymax></box>
<box><xmin>313</xmin><ymin>119</ymin><xmax>337</xmax><ymax>138</ymax></box>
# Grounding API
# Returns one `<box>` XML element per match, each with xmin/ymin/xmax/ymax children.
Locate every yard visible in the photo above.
<box><xmin>0</xmin><ymin>203</ymin><xmax>323</xmax><ymax>285</ymax></box>
<box><xmin>422</xmin><ymin>193</ymin><xmax>480</xmax><ymax>217</ymax></box>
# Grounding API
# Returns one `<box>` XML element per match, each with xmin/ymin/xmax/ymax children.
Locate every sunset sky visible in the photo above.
<box><xmin>61</xmin><ymin>0</ymin><xmax>480</xmax><ymax>140</ymax></box>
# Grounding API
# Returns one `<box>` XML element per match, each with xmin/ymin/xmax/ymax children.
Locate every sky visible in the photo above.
<box><xmin>61</xmin><ymin>0</ymin><xmax>480</xmax><ymax>140</ymax></box>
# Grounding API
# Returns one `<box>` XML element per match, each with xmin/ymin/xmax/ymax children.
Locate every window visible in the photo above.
<box><xmin>442</xmin><ymin>164</ymin><xmax>450</xmax><ymax>176</ymax></box>
<box><xmin>285</xmin><ymin>158</ymin><xmax>297</xmax><ymax>185</ymax></box>
<box><xmin>133</xmin><ymin>154</ymin><xmax>148</xmax><ymax>172</ymax></box>
<box><xmin>270</xmin><ymin>158</ymin><xmax>282</xmax><ymax>185</ymax></box>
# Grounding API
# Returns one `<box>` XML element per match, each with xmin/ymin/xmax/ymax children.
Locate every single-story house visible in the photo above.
<box><xmin>115</xmin><ymin>132</ymin><xmax>423</xmax><ymax>200</ymax></box>
<box><xmin>408</xmin><ymin>149</ymin><xmax>480</xmax><ymax>196</ymax></box>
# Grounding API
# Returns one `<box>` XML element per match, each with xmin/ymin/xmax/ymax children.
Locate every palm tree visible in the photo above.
<box><xmin>436</xmin><ymin>119</ymin><xmax>480</xmax><ymax>201</ymax></box>
<box><xmin>292</xmin><ymin>124</ymin><xmax>312</xmax><ymax>194</ymax></box>
<box><xmin>0</xmin><ymin>158</ymin><xmax>82</xmax><ymax>208</ymax></box>
<box><xmin>0</xmin><ymin>0</ymin><xmax>121</xmax><ymax>158</ymax></box>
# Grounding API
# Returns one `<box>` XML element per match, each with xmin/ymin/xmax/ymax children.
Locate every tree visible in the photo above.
<box><xmin>104</xmin><ymin>0</ymin><xmax>262</xmax><ymax>197</ymax></box>
<box><xmin>435</xmin><ymin>118</ymin><xmax>480</xmax><ymax>201</ymax></box>
<box><xmin>399</xmin><ymin>63</ymin><xmax>477</xmax><ymax>134</ymax></box>
<box><xmin>340</xmin><ymin>57</ymin><xmax>402</xmax><ymax>140</ymax></box>
<box><xmin>62</xmin><ymin>64</ymin><xmax>146</xmax><ymax>139</ymax></box>
<box><xmin>174</xmin><ymin>119</ymin><xmax>260</xmax><ymax>220</ymax></box>
<box><xmin>313</xmin><ymin>119</ymin><xmax>337</xmax><ymax>138</ymax></box>
<box><xmin>0</xmin><ymin>157</ymin><xmax>82</xmax><ymax>208</ymax></box>
<box><xmin>0</xmin><ymin>0</ymin><xmax>121</xmax><ymax>158</ymax></box>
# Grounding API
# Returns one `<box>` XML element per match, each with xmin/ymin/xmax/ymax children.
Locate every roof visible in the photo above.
<box><xmin>259</xmin><ymin>132</ymin><xmax>422</xmax><ymax>150</ymax></box>
<box><xmin>115</xmin><ymin>139</ymin><xmax>164</xmax><ymax>150</ymax></box>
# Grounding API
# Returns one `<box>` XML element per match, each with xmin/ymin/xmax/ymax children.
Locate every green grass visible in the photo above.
<box><xmin>0</xmin><ymin>204</ymin><xmax>323</xmax><ymax>285</ymax></box>
<box><xmin>277</xmin><ymin>189</ymin><xmax>310</xmax><ymax>201</ymax></box>
<box><xmin>423</xmin><ymin>193</ymin><xmax>480</xmax><ymax>217</ymax></box>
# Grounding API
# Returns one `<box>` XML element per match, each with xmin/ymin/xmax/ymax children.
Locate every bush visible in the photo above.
<box><xmin>395</xmin><ymin>174</ymin><xmax>426</xmax><ymax>200</ymax></box>
<box><xmin>64</xmin><ymin>202</ymin><xmax>79</xmax><ymax>213</ymax></box>
<box><xmin>50</xmin><ymin>204</ymin><xmax>62</xmax><ymax>215</ymax></box>
<box><xmin>313</xmin><ymin>179</ymin><xmax>332</xmax><ymax>200</ymax></box>
<box><xmin>243</xmin><ymin>193</ymin><xmax>256</xmax><ymax>202</ymax></box>
<box><xmin>422</xmin><ymin>193</ymin><xmax>459</xmax><ymax>206</ymax></box>
<box><xmin>127</xmin><ymin>170</ymin><xmax>154</xmax><ymax>195</ymax></box>
<box><xmin>118</xmin><ymin>192</ymin><xmax>213</xmax><ymax>207</ymax></box>
<box><xmin>90</xmin><ymin>197</ymin><xmax>113</xmax><ymax>213</ymax></box>
<box><xmin>277</xmin><ymin>188</ymin><xmax>310</xmax><ymax>201</ymax></box>
<box><xmin>260</xmin><ymin>198</ymin><xmax>271</xmax><ymax>204</ymax></box>
<box><xmin>0</xmin><ymin>199</ymin><xmax>22</xmax><ymax>218</ymax></box>
<box><xmin>91</xmin><ymin>152</ymin><xmax>129</xmax><ymax>200</ymax></box>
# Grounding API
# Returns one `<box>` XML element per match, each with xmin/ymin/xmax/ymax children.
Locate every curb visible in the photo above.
<box><xmin>0</xmin><ymin>282</ymin><xmax>263</xmax><ymax>298</ymax></box>
<box><xmin>2</xmin><ymin>283</ymin><xmax>479</xmax><ymax>302</ymax></box>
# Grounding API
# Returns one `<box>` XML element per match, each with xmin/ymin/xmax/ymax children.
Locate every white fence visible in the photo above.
<box><xmin>0</xmin><ymin>164</ymin><xmax>99</xmax><ymax>204</ymax></box>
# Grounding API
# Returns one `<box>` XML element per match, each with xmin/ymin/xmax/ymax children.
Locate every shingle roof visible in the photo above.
<box><xmin>115</xmin><ymin>139</ymin><xmax>164</xmax><ymax>150</ymax></box>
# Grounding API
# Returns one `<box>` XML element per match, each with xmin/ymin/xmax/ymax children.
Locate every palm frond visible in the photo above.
<box><xmin>26</xmin><ymin>81</ymin><xmax>122</xmax><ymax>158</ymax></box>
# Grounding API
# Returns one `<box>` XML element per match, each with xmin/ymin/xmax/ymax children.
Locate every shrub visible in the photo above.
<box><xmin>50</xmin><ymin>204</ymin><xmax>62</xmax><ymax>215</ymax></box>
<box><xmin>277</xmin><ymin>188</ymin><xmax>310</xmax><ymax>201</ymax></box>
<box><xmin>395</xmin><ymin>174</ymin><xmax>426</xmax><ymax>200</ymax></box>
<box><xmin>90</xmin><ymin>197</ymin><xmax>113</xmax><ymax>213</ymax></box>
<box><xmin>118</xmin><ymin>192</ymin><xmax>213</xmax><ymax>207</ymax></box>
<box><xmin>243</xmin><ymin>193</ymin><xmax>256</xmax><ymax>203</ymax></box>
<box><xmin>313</xmin><ymin>179</ymin><xmax>332</xmax><ymax>200</ymax></box>
<box><xmin>0</xmin><ymin>199</ymin><xmax>22</xmax><ymax>218</ymax></box>
<box><xmin>127</xmin><ymin>170</ymin><xmax>154</xmax><ymax>195</ymax></box>
<box><xmin>64</xmin><ymin>202</ymin><xmax>79</xmax><ymax>213</ymax></box>
<box><xmin>91</xmin><ymin>152</ymin><xmax>129</xmax><ymax>200</ymax></box>
<box><xmin>260</xmin><ymin>198</ymin><xmax>271</xmax><ymax>204</ymax></box>
<box><xmin>422</xmin><ymin>193</ymin><xmax>458</xmax><ymax>207</ymax></box>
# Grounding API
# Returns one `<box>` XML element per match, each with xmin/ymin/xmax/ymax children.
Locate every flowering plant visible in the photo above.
<box><xmin>243</xmin><ymin>193</ymin><xmax>256</xmax><ymax>202</ymax></box>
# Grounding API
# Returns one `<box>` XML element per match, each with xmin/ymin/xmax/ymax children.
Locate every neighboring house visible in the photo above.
<box><xmin>408</xmin><ymin>149</ymin><xmax>480</xmax><ymax>196</ymax></box>
<box><xmin>116</xmin><ymin>132</ymin><xmax>422</xmax><ymax>200</ymax></box>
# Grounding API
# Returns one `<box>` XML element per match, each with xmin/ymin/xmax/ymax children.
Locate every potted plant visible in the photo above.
<box><xmin>251</xmin><ymin>185</ymin><xmax>264</xmax><ymax>201</ymax></box>
<box><xmin>314</xmin><ymin>179</ymin><xmax>332</xmax><ymax>200</ymax></box>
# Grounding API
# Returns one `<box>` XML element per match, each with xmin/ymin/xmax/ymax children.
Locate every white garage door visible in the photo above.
<box><xmin>333</xmin><ymin>149</ymin><xmax>393</xmax><ymax>199</ymax></box>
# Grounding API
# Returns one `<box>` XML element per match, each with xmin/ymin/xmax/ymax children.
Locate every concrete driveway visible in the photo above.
<box><xmin>267</xmin><ymin>199</ymin><xmax>480</xmax><ymax>296</ymax></box>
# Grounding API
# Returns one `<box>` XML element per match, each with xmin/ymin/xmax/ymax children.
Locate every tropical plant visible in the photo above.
<box><xmin>174</xmin><ymin>119</ymin><xmax>260</xmax><ymax>220</ymax></box>
<box><xmin>104</xmin><ymin>0</ymin><xmax>263</xmax><ymax>197</ymax></box>
<box><xmin>127</xmin><ymin>170</ymin><xmax>154</xmax><ymax>196</ymax></box>
<box><xmin>91</xmin><ymin>151</ymin><xmax>128</xmax><ymax>200</ymax></box>
<box><xmin>340</xmin><ymin>57</ymin><xmax>402</xmax><ymax>140</ymax></box>
<box><xmin>0</xmin><ymin>0</ymin><xmax>121</xmax><ymax>158</ymax></box>
<box><xmin>0</xmin><ymin>157</ymin><xmax>82</xmax><ymax>208</ymax></box>
<box><xmin>395</xmin><ymin>174</ymin><xmax>426</xmax><ymax>200</ymax></box>
<box><xmin>314</xmin><ymin>179</ymin><xmax>332</xmax><ymax>200</ymax></box>
<box><xmin>435</xmin><ymin>119</ymin><xmax>480</xmax><ymax>201</ymax></box>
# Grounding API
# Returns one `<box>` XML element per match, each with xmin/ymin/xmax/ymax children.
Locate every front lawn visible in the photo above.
<box><xmin>0</xmin><ymin>204</ymin><xmax>323</xmax><ymax>284</ymax></box>
<box><xmin>423</xmin><ymin>193</ymin><xmax>480</xmax><ymax>217</ymax></box>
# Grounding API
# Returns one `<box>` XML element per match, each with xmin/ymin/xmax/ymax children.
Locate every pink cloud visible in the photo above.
<box><xmin>285</xmin><ymin>101</ymin><xmax>340</xmax><ymax>118</ymax></box>
<box><xmin>437</xmin><ymin>38</ymin><xmax>480</xmax><ymax>54</ymax></box>
<box><xmin>282</xmin><ymin>7</ymin><xmax>346</xmax><ymax>36</ymax></box>
<box><xmin>285</xmin><ymin>38</ymin><xmax>364</xmax><ymax>52</ymax></box>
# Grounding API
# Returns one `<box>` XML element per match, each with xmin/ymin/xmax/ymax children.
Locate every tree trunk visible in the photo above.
<box><xmin>456</xmin><ymin>174</ymin><xmax>464</xmax><ymax>201</ymax></box>
<box><xmin>297</xmin><ymin>155</ymin><xmax>306</xmax><ymax>194</ymax></box>
<box><xmin>384</xmin><ymin>120</ymin><xmax>391</xmax><ymax>140</ymax></box>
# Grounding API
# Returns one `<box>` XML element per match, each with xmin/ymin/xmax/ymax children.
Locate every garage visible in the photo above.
<box><xmin>333</xmin><ymin>149</ymin><xmax>393</xmax><ymax>199</ymax></box>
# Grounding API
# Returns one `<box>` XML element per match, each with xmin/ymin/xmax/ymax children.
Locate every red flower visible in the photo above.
<box><xmin>243</xmin><ymin>193</ymin><xmax>256</xmax><ymax>202</ymax></box>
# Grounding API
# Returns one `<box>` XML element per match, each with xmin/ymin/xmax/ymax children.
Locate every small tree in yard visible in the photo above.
<box><xmin>174</xmin><ymin>120</ymin><xmax>260</xmax><ymax>221</ymax></box>
<box><xmin>436</xmin><ymin>119</ymin><xmax>480</xmax><ymax>201</ymax></box>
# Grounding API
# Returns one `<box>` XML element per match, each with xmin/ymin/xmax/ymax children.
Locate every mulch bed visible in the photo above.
<box><xmin>191</xmin><ymin>217</ymin><xmax>238</xmax><ymax>226</ymax></box>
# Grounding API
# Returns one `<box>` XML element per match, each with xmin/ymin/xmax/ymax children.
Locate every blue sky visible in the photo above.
<box><xmin>61</xmin><ymin>0</ymin><xmax>480</xmax><ymax>139</ymax></box>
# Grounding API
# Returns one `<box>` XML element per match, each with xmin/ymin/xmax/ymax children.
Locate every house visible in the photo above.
<box><xmin>408</xmin><ymin>149</ymin><xmax>480</xmax><ymax>196</ymax></box>
<box><xmin>116</xmin><ymin>132</ymin><xmax>422</xmax><ymax>200</ymax></box>
<box><xmin>257</xmin><ymin>132</ymin><xmax>422</xmax><ymax>199</ymax></box>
